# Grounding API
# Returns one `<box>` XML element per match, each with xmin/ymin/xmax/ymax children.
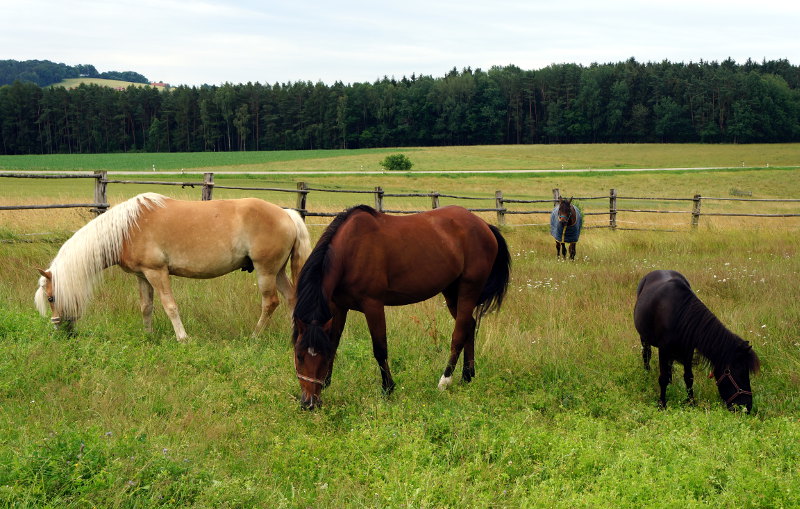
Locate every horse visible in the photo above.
<box><xmin>291</xmin><ymin>205</ymin><xmax>511</xmax><ymax>409</ymax></box>
<box><xmin>35</xmin><ymin>193</ymin><xmax>311</xmax><ymax>341</ymax></box>
<box><xmin>634</xmin><ymin>270</ymin><xmax>760</xmax><ymax>411</ymax></box>
<box><xmin>550</xmin><ymin>197</ymin><xmax>582</xmax><ymax>260</ymax></box>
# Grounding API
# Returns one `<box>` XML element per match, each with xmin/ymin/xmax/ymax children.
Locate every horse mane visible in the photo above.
<box><xmin>673</xmin><ymin>285</ymin><xmax>760</xmax><ymax>374</ymax></box>
<box><xmin>292</xmin><ymin>205</ymin><xmax>377</xmax><ymax>351</ymax></box>
<box><xmin>35</xmin><ymin>193</ymin><xmax>167</xmax><ymax>320</ymax></box>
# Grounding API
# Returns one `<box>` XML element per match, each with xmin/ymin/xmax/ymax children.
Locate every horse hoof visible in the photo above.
<box><xmin>438</xmin><ymin>375</ymin><xmax>453</xmax><ymax>391</ymax></box>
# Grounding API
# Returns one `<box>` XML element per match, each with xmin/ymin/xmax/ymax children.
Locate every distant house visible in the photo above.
<box><xmin>150</xmin><ymin>82</ymin><xmax>169</xmax><ymax>88</ymax></box>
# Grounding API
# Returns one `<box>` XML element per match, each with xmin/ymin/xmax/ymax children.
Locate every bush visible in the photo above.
<box><xmin>380</xmin><ymin>154</ymin><xmax>413</xmax><ymax>171</ymax></box>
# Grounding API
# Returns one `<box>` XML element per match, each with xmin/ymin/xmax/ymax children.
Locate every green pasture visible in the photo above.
<box><xmin>1</xmin><ymin>143</ymin><xmax>799</xmax><ymax>173</ymax></box>
<box><xmin>1</xmin><ymin>148</ymin><xmax>800</xmax><ymax>507</ymax></box>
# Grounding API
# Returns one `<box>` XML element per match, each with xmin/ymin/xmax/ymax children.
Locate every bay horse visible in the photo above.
<box><xmin>35</xmin><ymin>193</ymin><xmax>311</xmax><ymax>341</ymax></box>
<box><xmin>550</xmin><ymin>197</ymin><xmax>582</xmax><ymax>260</ymax></box>
<box><xmin>291</xmin><ymin>205</ymin><xmax>511</xmax><ymax>409</ymax></box>
<box><xmin>634</xmin><ymin>270</ymin><xmax>760</xmax><ymax>411</ymax></box>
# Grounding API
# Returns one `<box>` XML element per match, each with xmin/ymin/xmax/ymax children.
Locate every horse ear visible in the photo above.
<box><xmin>37</xmin><ymin>268</ymin><xmax>52</xmax><ymax>280</ymax></box>
<box><xmin>568</xmin><ymin>197</ymin><xmax>574</xmax><ymax>204</ymax></box>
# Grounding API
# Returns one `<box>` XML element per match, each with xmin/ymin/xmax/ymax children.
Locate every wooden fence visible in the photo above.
<box><xmin>2</xmin><ymin>171</ymin><xmax>800</xmax><ymax>230</ymax></box>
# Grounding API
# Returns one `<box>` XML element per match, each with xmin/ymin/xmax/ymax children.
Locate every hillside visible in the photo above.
<box><xmin>0</xmin><ymin>59</ymin><xmax>149</xmax><ymax>87</ymax></box>
<box><xmin>48</xmin><ymin>78</ymin><xmax>167</xmax><ymax>90</ymax></box>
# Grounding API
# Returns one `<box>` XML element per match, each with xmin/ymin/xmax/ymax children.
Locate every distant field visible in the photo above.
<box><xmin>1</xmin><ymin>143</ymin><xmax>799</xmax><ymax>173</ymax></box>
<box><xmin>47</xmin><ymin>78</ymin><xmax>157</xmax><ymax>90</ymax></box>
<box><xmin>2</xmin><ymin>145</ymin><xmax>800</xmax><ymax>234</ymax></box>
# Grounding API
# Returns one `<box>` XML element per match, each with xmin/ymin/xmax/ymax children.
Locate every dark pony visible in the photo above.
<box><xmin>292</xmin><ymin>205</ymin><xmax>511</xmax><ymax>409</ymax></box>
<box><xmin>634</xmin><ymin>270</ymin><xmax>760</xmax><ymax>411</ymax></box>
<box><xmin>550</xmin><ymin>197</ymin><xmax>582</xmax><ymax>260</ymax></box>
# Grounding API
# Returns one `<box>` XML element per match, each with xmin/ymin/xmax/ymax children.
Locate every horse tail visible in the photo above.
<box><xmin>284</xmin><ymin>209</ymin><xmax>312</xmax><ymax>288</ymax></box>
<box><xmin>477</xmin><ymin>224</ymin><xmax>511</xmax><ymax>319</ymax></box>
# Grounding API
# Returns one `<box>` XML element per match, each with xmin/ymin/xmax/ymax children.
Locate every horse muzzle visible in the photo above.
<box><xmin>300</xmin><ymin>391</ymin><xmax>322</xmax><ymax>410</ymax></box>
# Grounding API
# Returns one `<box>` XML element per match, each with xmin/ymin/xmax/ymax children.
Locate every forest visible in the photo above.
<box><xmin>1</xmin><ymin>58</ymin><xmax>799</xmax><ymax>155</ymax></box>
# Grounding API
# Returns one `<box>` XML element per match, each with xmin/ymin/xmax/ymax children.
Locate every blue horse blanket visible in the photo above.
<box><xmin>550</xmin><ymin>206</ymin><xmax>583</xmax><ymax>243</ymax></box>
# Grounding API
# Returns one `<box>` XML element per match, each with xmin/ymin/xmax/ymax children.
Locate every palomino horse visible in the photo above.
<box><xmin>550</xmin><ymin>197</ymin><xmax>582</xmax><ymax>260</ymax></box>
<box><xmin>35</xmin><ymin>193</ymin><xmax>311</xmax><ymax>340</ymax></box>
<box><xmin>634</xmin><ymin>270</ymin><xmax>760</xmax><ymax>411</ymax></box>
<box><xmin>291</xmin><ymin>205</ymin><xmax>511</xmax><ymax>409</ymax></box>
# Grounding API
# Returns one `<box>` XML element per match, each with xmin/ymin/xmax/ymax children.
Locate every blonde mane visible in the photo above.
<box><xmin>35</xmin><ymin>193</ymin><xmax>168</xmax><ymax>320</ymax></box>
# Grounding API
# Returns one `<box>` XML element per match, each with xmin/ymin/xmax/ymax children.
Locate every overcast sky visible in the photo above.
<box><xmin>2</xmin><ymin>0</ymin><xmax>798</xmax><ymax>86</ymax></box>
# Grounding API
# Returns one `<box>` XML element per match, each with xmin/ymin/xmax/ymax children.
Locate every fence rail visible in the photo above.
<box><xmin>2</xmin><ymin>171</ymin><xmax>799</xmax><ymax>230</ymax></box>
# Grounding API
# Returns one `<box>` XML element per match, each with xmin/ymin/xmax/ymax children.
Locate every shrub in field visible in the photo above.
<box><xmin>380</xmin><ymin>153</ymin><xmax>413</xmax><ymax>171</ymax></box>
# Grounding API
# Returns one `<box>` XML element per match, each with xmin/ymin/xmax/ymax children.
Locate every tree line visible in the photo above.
<box><xmin>1</xmin><ymin>58</ymin><xmax>799</xmax><ymax>155</ymax></box>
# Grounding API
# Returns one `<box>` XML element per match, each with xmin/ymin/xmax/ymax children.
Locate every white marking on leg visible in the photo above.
<box><xmin>438</xmin><ymin>375</ymin><xmax>453</xmax><ymax>391</ymax></box>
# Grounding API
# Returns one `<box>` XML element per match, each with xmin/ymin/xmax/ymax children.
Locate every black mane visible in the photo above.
<box><xmin>673</xmin><ymin>284</ymin><xmax>760</xmax><ymax>373</ymax></box>
<box><xmin>292</xmin><ymin>205</ymin><xmax>377</xmax><ymax>350</ymax></box>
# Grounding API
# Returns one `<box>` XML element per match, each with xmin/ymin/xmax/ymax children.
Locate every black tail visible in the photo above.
<box><xmin>477</xmin><ymin>224</ymin><xmax>511</xmax><ymax>318</ymax></box>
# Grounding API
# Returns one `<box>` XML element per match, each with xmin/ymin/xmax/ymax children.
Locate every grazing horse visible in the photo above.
<box><xmin>35</xmin><ymin>193</ymin><xmax>311</xmax><ymax>341</ymax></box>
<box><xmin>291</xmin><ymin>205</ymin><xmax>511</xmax><ymax>409</ymax></box>
<box><xmin>550</xmin><ymin>197</ymin><xmax>582</xmax><ymax>260</ymax></box>
<box><xmin>634</xmin><ymin>270</ymin><xmax>760</xmax><ymax>411</ymax></box>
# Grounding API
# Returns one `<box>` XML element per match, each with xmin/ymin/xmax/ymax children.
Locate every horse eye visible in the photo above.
<box><xmin>47</xmin><ymin>296</ymin><xmax>55</xmax><ymax>303</ymax></box>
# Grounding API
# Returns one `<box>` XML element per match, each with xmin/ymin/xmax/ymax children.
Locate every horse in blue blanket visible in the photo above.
<box><xmin>550</xmin><ymin>197</ymin><xmax>582</xmax><ymax>260</ymax></box>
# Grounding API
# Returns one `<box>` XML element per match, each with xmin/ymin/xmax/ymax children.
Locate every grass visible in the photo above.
<box><xmin>1</xmin><ymin>143</ymin><xmax>799</xmax><ymax>173</ymax></box>
<box><xmin>1</xmin><ymin>147</ymin><xmax>800</xmax><ymax>506</ymax></box>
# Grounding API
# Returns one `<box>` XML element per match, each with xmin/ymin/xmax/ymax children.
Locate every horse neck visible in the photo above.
<box><xmin>677</xmin><ymin>296</ymin><xmax>744</xmax><ymax>369</ymax></box>
<box><xmin>48</xmin><ymin>193</ymin><xmax>162</xmax><ymax>318</ymax></box>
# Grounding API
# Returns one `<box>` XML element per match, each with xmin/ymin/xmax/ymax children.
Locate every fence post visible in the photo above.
<box><xmin>201</xmin><ymin>172</ymin><xmax>214</xmax><ymax>200</ymax></box>
<box><xmin>296</xmin><ymin>182</ymin><xmax>308</xmax><ymax>221</ymax></box>
<box><xmin>93</xmin><ymin>170</ymin><xmax>107</xmax><ymax>215</ymax></box>
<box><xmin>495</xmin><ymin>190</ymin><xmax>505</xmax><ymax>226</ymax></box>
<box><xmin>609</xmin><ymin>188</ymin><xmax>617</xmax><ymax>230</ymax></box>
<box><xmin>374</xmin><ymin>186</ymin><xmax>384</xmax><ymax>212</ymax></box>
<box><xmin>691</xmin><ymin>194</ymin><xmax>702</xmax><ymax>228</ymax></box>
<box><xmin>552</xmin><ymin>188</ymin><xmax>561</xmax><ymax>206</ymax></box>
<box><xmin>431</xmin><ymin>191</ymin><xmax>439</xmax><ymax>209</ymax></box>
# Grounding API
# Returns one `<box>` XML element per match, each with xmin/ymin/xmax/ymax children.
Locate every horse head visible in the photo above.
<box><xmin>35</xmin><ymin>268</ymin><xmax>75</xmax><ymax>333</ymax></box>
<box><xmin>557</xmin><ymin>197</ymin><xmax>574</xmax><ymax>224</ymax></box>
<box><xmin>711</xmin><ymin>343</ymin><xmax>760</xmax><ymax>412</ymax></box>
<box><xmin>292</xmin><ymin>318</ymin><xmax>335</xmax><ymax>409</ymax></box>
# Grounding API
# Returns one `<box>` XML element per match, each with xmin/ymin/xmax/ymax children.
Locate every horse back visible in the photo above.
<box><xmin>330</xmin><ymin>206</ymin><xmax>499</xmax><ymax>306</ymax></box>
<box><xmin>120</xmin><ymin>197</ymin><xmax>296</xmax><ymax>278</ymax></box>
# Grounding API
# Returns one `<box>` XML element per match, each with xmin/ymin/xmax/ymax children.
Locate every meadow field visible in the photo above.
<box><xmin>1</xmin><ymin>145</ymin><xmax>800</xmax><ymax>507</ymax></box>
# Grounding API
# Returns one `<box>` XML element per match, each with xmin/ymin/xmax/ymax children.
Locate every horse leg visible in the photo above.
<box><xmin>323</xmin><ymin>306</ymin><xmax>348</xmax><ymax>388</ymax></box>
<box><xmin>641</xmin><ymin>337</ymin><xmax>651</xmax><ymax>370</ymax></box>
<box><xmin>569</xmin><ymin>242</ymin><xmax>576</xmax><ymax>260</ymax></box>
<box><xmin>442</xmin><ymin>287</ymin><xmax>477</xmax><ymax>384</ymax></box>
<box><xmin>682</xmin><ymin>353</ymin><xmax>695</xmax><ymax>404</ymax></box>
<box><xmin>141</xmin><ymin>268</ymin><xmax>187</xmax><ymax>341</ymax></box>
<box><xmin>657</xmin><ymin>353</ymin><xmax>673</xmax><ymax>409</ymax></box>
<box><xmin>439</xmin><ymin>290</ymin><xmax>478</xmax><ymax>390</ymax></box>
<box><xmin>363</xmin><ymin>301</ymin><xmax>395</xmax><ymax>395</ymax></box>
<box><xmin>137</xmin><ymin>275</ymin><xmax>155</xmax><ymax>334</ymax></box>
<box><xmin>252</xmin><ymin>270</ymin><xmax>281</xmax><ymax>337</ymax></box>
<box><xmin>275</xmin><ymin>265</ymin><xmax>295</xmax><ymax>312</ymax></box>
